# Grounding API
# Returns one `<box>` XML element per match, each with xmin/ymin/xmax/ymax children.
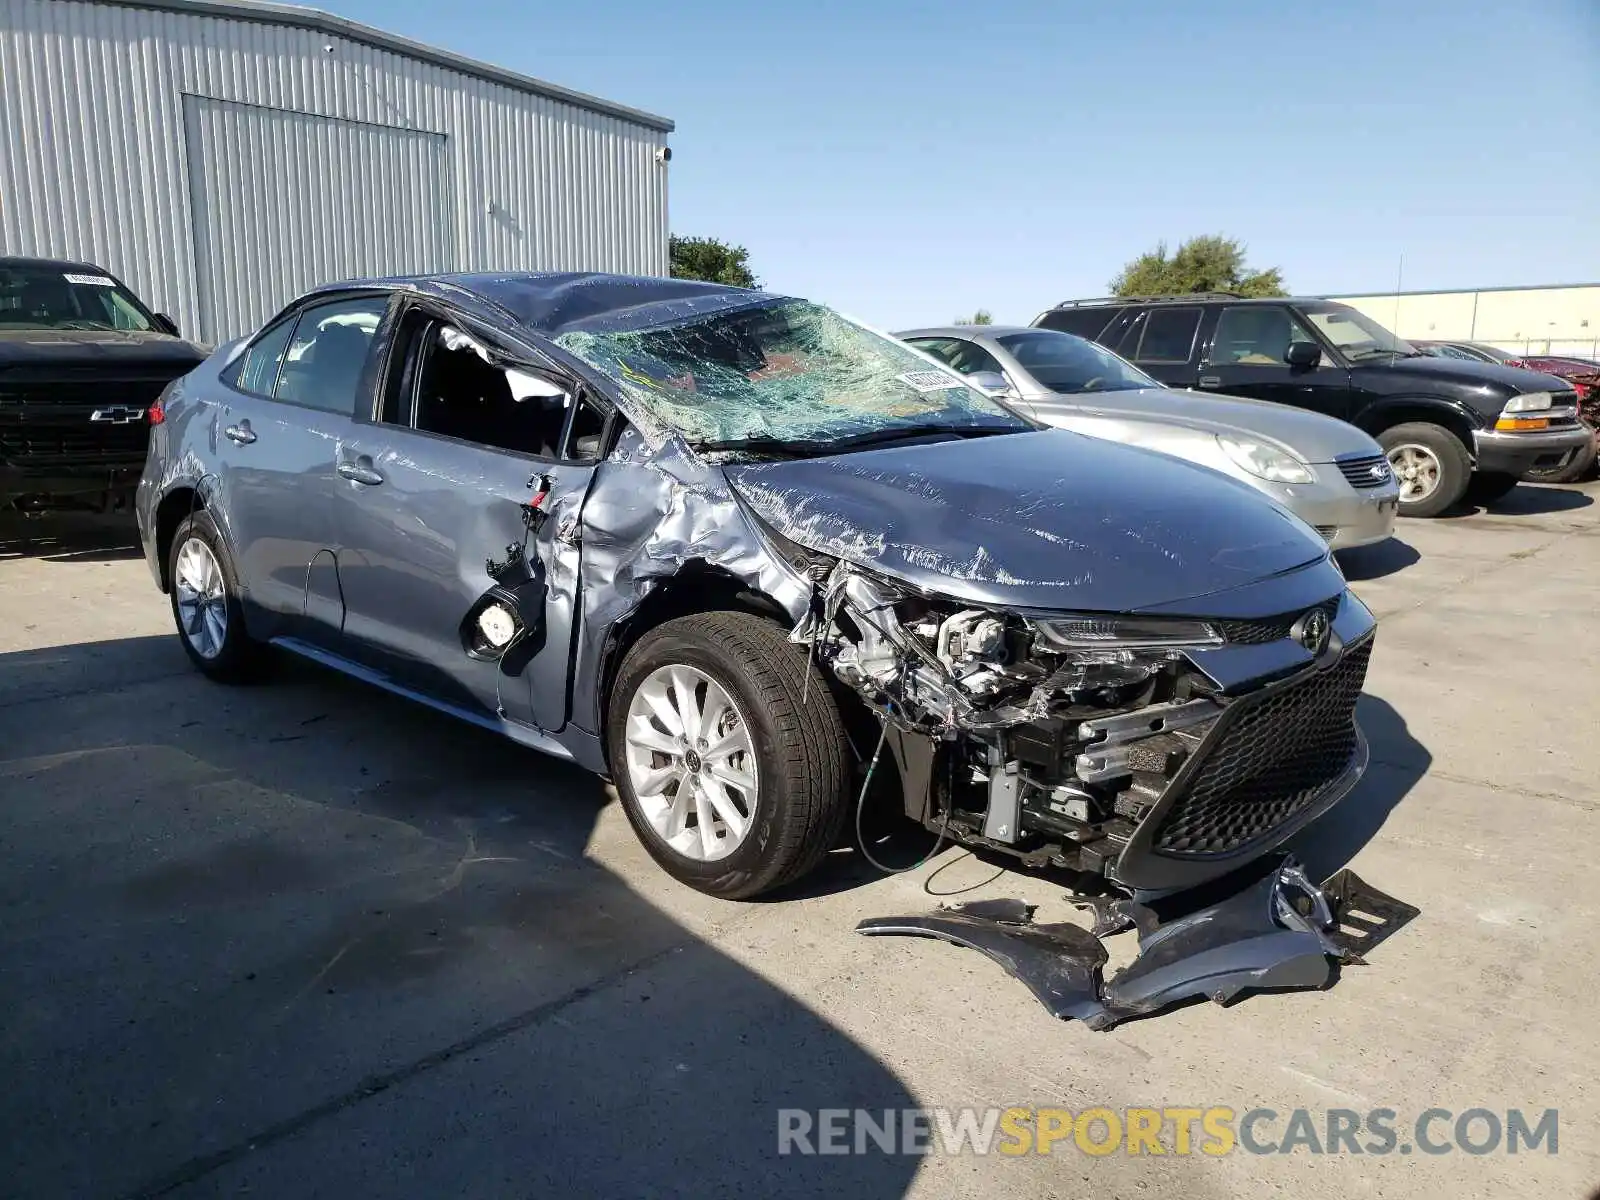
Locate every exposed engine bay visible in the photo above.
<box><xmin>790</xmin><ymin>558</ymin><xmax>1371</xmax><ymax>896</ymax></box>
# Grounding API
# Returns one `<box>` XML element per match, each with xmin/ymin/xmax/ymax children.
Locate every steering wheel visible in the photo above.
<box><xmin>1079</xmin><ymin>376</ymin><xmax>1106</xmax><ymax>392</ymax></box>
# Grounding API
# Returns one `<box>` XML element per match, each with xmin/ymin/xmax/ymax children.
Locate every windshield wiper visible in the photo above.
<box><xmin>689</xmin><ymin>423</ymin><xmax>1025</xmax><ymax>457</ymax></box>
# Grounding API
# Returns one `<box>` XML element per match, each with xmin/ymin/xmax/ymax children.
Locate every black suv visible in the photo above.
<box><xmin>1034</xmin><ymin>294</ymin><xmax>1588</xmax><ymax>516</ymax></box>
<box><xmin>1</xmin><ymin>256</ymin><xmax>207</xmax><ymax>516</ymax></box>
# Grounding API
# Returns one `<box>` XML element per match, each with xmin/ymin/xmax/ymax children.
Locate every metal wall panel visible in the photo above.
<box><xmin>184</xmin><ymin>97</ymin><xmax>452</xmax><ymax>341</ymax></box>
<box><xmin>0</xmin><ymin>0</ymin><xmax>671</xmax><ymax>341</ymax></box>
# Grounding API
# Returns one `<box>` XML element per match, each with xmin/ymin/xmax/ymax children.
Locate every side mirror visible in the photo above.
<box><xmin>1284</xmin><ymin>340</ymin><xmax>1321</xmax><ymax>369</ymax></box>
<box><xmin>154</xmin><ymin>313</ymin><xmax>180</xmax><ymax>337</ymax></box>
<box><xmin>965</xmin><ymin>370</ymin><xmax>1014</xmax><ymax>398</ymax></box>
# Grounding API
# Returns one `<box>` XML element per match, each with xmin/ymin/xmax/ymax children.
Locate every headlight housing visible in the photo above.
<box><xmin>1502</xmin><ymin>391</ymin><xmax>1553</xmax><ymax>413</ymax></box>
<box><xmin>1030</xmin><ymin>614</ymin><xmax>1221</xmax><ymax>693</ymax></box>
<box><xmin>1216</xmin><ymin>435</ymin><xmax>1316</xmax><ymax>484</ymax></box>
<box><xmin>1033</xmin><ymin>614</ymin><xmax>1222</xmax><ymax>649</ymax></box>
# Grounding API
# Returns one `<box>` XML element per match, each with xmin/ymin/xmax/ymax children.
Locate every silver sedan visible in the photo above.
<box><xmin>898</xmin><ymin>325</ymin><xmax>1400</xmax><ymax>550</ymax></box>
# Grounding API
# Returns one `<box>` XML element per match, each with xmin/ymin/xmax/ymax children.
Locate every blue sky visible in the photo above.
<box><xmin>320</xmin><ymin>0</ymin><xmax>1598</xmax><ymax>329</ymax></box>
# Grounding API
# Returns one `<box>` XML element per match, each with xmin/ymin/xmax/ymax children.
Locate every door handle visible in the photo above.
<box><xmin>337</xmin><ymin>459</ymin><xmax>385</xmax><ymax>486</ymax></box>
<box><xmin>224</xmin><ymin>422</ymin><xmax>256</xmax><ymax>445</ymax></box>
<box><xmin>1198</xmin><ymin>375</ymin><xmax>1222</xmax><ymax>389</ymax></box>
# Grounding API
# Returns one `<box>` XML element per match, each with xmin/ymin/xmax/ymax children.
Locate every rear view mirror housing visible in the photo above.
<box><xmin>1285</xmin><ymin>340</ymin><xmax>1321</xmax><ymax>369</ymax></box>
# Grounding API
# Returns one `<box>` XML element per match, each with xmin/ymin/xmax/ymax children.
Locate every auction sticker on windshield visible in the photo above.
<box><xmin>897</xmin><ymin>370</ymin><xmax>964</xmax><ymax>393</ymax></box>
<box><xmin>63</xmin><ymin>273</ymin><xmax>116</xmax><ymax>286</ymax></box>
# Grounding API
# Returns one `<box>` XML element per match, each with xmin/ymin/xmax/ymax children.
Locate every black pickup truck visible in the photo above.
<box><xmin>1</xmin><ymin>256</ymin><xmax>207</xmax><ymax>516</ymax></box>
<box><xmin>1034</xmin><ymin>293</ymin><xmax>1588</xmax><ymax>516</ymax></box>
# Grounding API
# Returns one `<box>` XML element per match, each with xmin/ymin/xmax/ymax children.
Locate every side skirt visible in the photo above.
<box><xmin>269</xmin><ymin>636</ymin><xmax>577</xmax><ymax>763</ymax></box>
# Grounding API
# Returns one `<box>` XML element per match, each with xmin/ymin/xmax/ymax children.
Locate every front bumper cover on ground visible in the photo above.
<box><xmin>856</xmin><ymin>856</ymin><xmax>1417</xmax><ymax>1030</ymax></box>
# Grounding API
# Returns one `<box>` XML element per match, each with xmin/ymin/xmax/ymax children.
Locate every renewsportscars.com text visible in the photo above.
<box><xmin>777</xmin><ymin>1106</ymin><xmax>1558</xmax><ymax>1157</ymax></box>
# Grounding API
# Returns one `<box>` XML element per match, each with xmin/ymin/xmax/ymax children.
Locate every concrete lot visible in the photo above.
<box><xmin>2</xmin><ymin>483</ymin><xmax>1597</xmax><ymax>1200</ymax></box>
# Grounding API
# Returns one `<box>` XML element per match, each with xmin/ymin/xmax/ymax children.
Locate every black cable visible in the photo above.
<box><xmin>853</xmin><ymin>703</ymin><xmax>952</xmax><ymax>876</ymax></box>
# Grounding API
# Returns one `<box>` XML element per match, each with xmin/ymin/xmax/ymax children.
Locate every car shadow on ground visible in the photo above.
<box><xmin>0</xmin><ymin>512</ymin><xmax>144</xmax><ymax>563</ymax></box>
<box><xmin>1290</xmin><ymin>694</ymin><xmax>1430</xmax><ymax>882</ymax></box>
<box><xmin>0</xmin><ymin>635</ymin><xmax>923</xmax><ymax>1199</ymax></box>
<box><xmin>1335</xmin><ymin>538</ymin><xmax>1421</xmax><ymax>581</ymax></box>
<box><xmin>1444</xmin><ymin>481</ymin><xmax>1595</xmax><ymax>519</ymax></box>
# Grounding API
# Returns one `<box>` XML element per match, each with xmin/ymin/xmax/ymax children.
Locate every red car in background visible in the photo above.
<box><xmin>1516</xmin><ymin>357</ymin><xmax>1600</xmax><ymax>482</ymax></box>
<box><xmin>1414</xmin><ymin>343</ymin><xmax>1599</xmax><ymax>482</ymax></box>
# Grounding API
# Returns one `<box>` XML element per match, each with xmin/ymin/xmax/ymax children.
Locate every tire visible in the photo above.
<box><xmin>607</xmin><ymin>611</ymin><xmax>852</xmax><ymax>899</ymax></box>
<box><xmin>1378</xmin><ymin>422</ymin><xmax>1472</xmax><ymax>518</ymax></box>
<box><xmin>1463</xmin><ymin>471</ymin><xmax>1521</xmax><ymax>506</ymax></box>
<box><xmin>167</xmin><ymin>511</ymin><xmax>262</xmax><ymax>682</ymax></box>
<box><xmin>1523</xmin><ymin>435</ymin><xmax>1598</xmax><ymax>484</ymax></box>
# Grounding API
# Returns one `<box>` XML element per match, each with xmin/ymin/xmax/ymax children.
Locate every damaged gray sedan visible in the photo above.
<box><xmin>137</xmin><ymin>273</ymin><xmax>1378</xmax><ymax>914</ymax></box>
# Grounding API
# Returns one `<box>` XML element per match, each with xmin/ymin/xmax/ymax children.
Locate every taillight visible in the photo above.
<box><xmin>147</xmin><ymin>401</ymin><xmax>165</xmax><ymax>425</ymax></box>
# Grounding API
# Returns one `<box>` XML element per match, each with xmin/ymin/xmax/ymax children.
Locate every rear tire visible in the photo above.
<box><xmin>607</xmin><ymin>611</ymin><xmax>852</xmax><ymax>899</ymax></box>
<box><xmin>1379</xmin><ymin>423</ymin><xmax>1471</xmax><ymax>518</ymax></box>
<box><xmin>167</xmin><ymin>511</ymin><xmax>262</xmax><ymax>682</ymax></box>
<box><xmin>1463</xmin><ymin>471</ymin><xmax>1521</xmax><ymax>506</ymax></box>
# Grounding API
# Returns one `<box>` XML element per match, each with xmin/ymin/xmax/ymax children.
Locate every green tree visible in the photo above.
<box><xmin>669</xmin><ymin>235</ymin><xmax>759</xmax><ymax>288</ymax></box>
<box><xmin>1109</xmin><ymin>235</ymin><xmax>1286</xmax><ymax>298</ymax></box>
<box><xmin>953</xmin><ymin>309</ymin><xmax>994</xmax><ymax>325</ymax></box>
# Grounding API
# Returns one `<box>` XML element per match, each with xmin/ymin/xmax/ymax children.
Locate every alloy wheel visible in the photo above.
<box><xmin>1387</xmin><ymin>443</ymin><xmax>1443</xmax><ymax>504</ymax></box>
<box><xmin>623</xmin><ymin>664</ymin><xmax>760</xmax><ymax>862</ymax></box>
<box><xmin>173</xmin><ymin>536</ymin><xmax>229</xmax><ymax>660</ymax></box>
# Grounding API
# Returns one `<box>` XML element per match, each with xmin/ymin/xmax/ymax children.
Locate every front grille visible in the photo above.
<box><xmin>1216</xmin><ymin>596</ymin><xmax>1340</xmax><ymax>645</ymax></box>
<box><xmin>1335</xmin><ymin>453</ymin><xmax>1393</xmax><ymax>489</ymax></box>
<box><xmin>0</xmin><ymin>381</ymin><xmax>166</xmax><ymax>467</ymax></box>
<box><xmin>1150</xmin><ymin>639</ymin><xmax>1371</xmax><ymax>856</ymax></box>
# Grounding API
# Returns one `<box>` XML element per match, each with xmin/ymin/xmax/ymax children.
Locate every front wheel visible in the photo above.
<box><xmin>1379</xmin><ymin>423</ymin><xmax>1472</xmax><ymax>517</ymax></box>
<box><xmin>607</xmin><ymin>611</ymin><xmax>852</xmax><ymax>899</ymax></box>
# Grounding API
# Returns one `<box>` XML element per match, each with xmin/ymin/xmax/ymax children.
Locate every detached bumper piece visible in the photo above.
<box><xmin>856</xmin><ymin>857</ymin><xmax>1417</xmax><ymax>1031</ymax></box>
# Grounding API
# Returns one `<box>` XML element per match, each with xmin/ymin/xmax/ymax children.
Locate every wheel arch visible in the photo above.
<box><xmin>591</xmin><ymin>563</ymin><xmax>795</xmax><ymax>767</ymax></box>
<box><xmin>1354</xmin><ymin>397</ymin><xmax>1480</xmax><ymax>456</ymax></box>
<box><xmin>153</xmin><ymin>485</ymin><xmax>204</xmax><ymax>592</ymax></box>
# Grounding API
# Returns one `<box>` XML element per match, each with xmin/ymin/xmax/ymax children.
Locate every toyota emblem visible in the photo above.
<box><xmin>1295</xmin><ymin>608</ymin><xmax>1332</xmax><ymax>655</ymax></box>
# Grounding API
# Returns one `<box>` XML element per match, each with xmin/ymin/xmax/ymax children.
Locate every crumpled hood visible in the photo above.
<box><xmin>723</xmin><ymin>428</ymin><xmax>1329</xmax><ymax>612</ymax></box>
<box><xmin>0</xmin><ymin>328</ymin><xmax>207</xmax><ymax>373</ymax></box>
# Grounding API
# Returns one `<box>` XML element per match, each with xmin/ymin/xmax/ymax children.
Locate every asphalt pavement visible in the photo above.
<box><xmin>1</xmin><ymin>481</ymin><xmax>1596</xmax><ymax>1199</ymax></box>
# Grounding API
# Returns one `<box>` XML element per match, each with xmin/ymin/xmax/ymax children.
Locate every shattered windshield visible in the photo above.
<box><xmin>0</xmin><ymin>265</ymin><xmax>157</xmax><ymax>332</ymax></box>
<box><xmin>556</xmin><ymin>299</ymin><xmax>1029</xmax><ymax>450</ymax></box>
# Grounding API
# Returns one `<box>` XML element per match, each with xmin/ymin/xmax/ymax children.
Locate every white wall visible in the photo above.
<box><xmin>1331</xmin><ymin>286</ymin><xmax>1600</xmax><ymax>358</ymax></box>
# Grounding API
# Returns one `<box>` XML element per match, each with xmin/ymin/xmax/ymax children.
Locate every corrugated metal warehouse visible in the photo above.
<box><xmin>1327</xmin><ymin>284</ymin><xmax>1600</xmax><ymax>358</ymax></box>
<box><xmin>0</xmin><ymin>0</ymin><xmax>674</xmax><ymax>343</ymax></box>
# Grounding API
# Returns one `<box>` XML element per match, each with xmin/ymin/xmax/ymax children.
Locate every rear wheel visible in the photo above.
<box><xmin>167</xmin><ymin>511</ymin><xmax>262</xmax><ymax>681</ymax></box>
<box><xmin>1379</xmin><ymin>423</ymin><xmax>1471</xmax><ymax>517</ymax></box>
<box><xmin>1463</xmin><ymin>471</ymin><xmax>1521</xmax><ymax>506</ymax></box>
<box><xmin>607</xmin><ymin>611</ymin><xmax>852</xmax><ymax>899</ymax></box>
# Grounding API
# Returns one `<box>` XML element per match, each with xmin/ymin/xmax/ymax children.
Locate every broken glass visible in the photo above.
<box><xmin>556</xmin><ymin>300</ymin><xmax>1028</xmax><ymax>450</ymax></box>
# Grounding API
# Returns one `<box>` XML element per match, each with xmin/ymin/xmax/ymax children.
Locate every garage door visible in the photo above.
<box><xmin>183</xmin><ymin>96</ymin><xmax>453</xmax><ymax>343</ymax></box>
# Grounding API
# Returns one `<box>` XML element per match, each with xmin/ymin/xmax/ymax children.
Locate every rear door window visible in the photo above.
<box><xmin>274</xmin><ymin>297</ymin><xmax>390</xmax><ymax>415</ymax></box>
<box><xmin>1131</xmin><ymin>307</ymin><xmax>1202</xmax><ymax>364</ymax></box>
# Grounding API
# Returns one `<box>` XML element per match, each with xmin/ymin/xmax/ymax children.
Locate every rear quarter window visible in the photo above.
<box><xmin>1035</xmin><ymin>308</ymin><xmax>1120</xmax><ymax>340</ymax></box>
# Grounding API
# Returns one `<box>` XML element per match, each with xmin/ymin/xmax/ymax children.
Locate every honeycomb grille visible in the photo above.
<box><xmin>1216</xmin><ymin>597</ymin><xmax>1340</xmax><ymax>645</ymax></box>
<box><xmin>1151</xmin><ymin>640</ymin><xmax>1372</xmax><ymax>856</ymax></box>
